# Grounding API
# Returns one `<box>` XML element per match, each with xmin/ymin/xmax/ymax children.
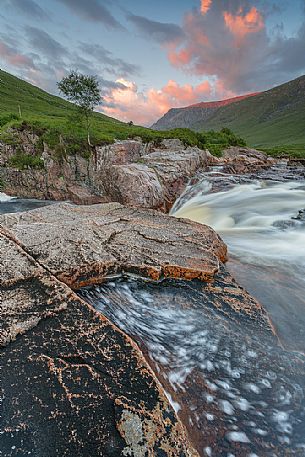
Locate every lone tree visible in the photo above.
<box><xmin>57</xmin><ymin>71</ymin><xmax>100</xmax><ymax>146</ymax></box>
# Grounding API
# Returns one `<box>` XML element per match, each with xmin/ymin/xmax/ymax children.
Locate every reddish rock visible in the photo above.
<box><xmin>0</xmin><ymin>202</ymin><xmax>227</xmax><ymax>288</ymax></box>
<box><xmin>0</xmin><ymin>130</ymin><xmax>218</xmax><ymax>209</ymax></box>
<box><xmin>222</xmin><ymin>146</ymin><xmax>276</xmax><ymax>174</ymax></box>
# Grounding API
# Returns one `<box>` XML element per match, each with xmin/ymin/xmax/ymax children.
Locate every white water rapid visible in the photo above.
<box><xmin>172</xmin><ymin>179</ymin><xmax>305</xmax><ymax>352</ymax></box>
<box><xmin>79</xmin><ymin>170</ymin><xmax>305</xmax><ymax>456</ymax></box>
<box><xmin>0</xmin><ymin>192</ymin><xmax>15</xmax><ymax>202</ymax></box>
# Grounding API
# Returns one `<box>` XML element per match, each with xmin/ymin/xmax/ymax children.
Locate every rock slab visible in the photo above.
<box><xmin>0</xmin><ymin>229</ymin><xmax>197</xmax><ymax>456</ymax></box>
<box><xmin>0</xmin><ymin>202</ymin><xmax>277</xmax><ymax>456</ymax></box>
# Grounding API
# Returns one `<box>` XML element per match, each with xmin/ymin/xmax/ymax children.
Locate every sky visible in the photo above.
<box><xmin>0</xmin><ymin>0</ymin><xmax>305</xmax><ymax>126</ymax></box>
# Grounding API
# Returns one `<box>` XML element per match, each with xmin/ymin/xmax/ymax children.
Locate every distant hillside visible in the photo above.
<box><xmin>152</xmin><ymin>76</ymin><xmax>305</xmax><ymax>148</ymax></box>
<box><xmin>152</xmin><ymin>94</ymin><xmax>257</xmax><ymax>131</ymax></box>
<box><xmin>0</xmin><ymin>69</ymin><xmax>203</xmax><ymax>146</ymax></box>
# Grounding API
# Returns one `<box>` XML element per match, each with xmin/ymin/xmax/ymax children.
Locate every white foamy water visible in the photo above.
<box><xmin>173</xmin><ymin>180</ymin><xmax>305</xmax><ymax>264</ymax></box>
<box><xmin>81</xmin><ymin>278</ymin><xmax>305</xmax><ymax>456</ymax></box>
<box><xmin>0</xmin><ymin>192</ymin><xmax>15</xmax><ymax>202</ymax></box>
<box><xmin>172</xmin><ymin>179</ymin><xmax>305</xmax><ymax>352</ymax></box>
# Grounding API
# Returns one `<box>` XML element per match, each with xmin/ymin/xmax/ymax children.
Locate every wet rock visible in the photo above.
<box><xmin>292</xmin><ymin>208</ymin><xmax>305</xmax><ymax>221</ymax></box>
<box><xmin>0</xmin><ymin>131</ymin><xmax>216</xmax><ymax>210</ymax></box>
<box><xmin>222</xmin><ymin>146</ymin><xmax>276</xmax><ymax>174</ymax></box>
<box><xmin>0</xmin><ymin>202</ymin><xmax>227</xmax><ymax>288</ymax></box>
<box><xmin>289</xmin><ymin>157</ymin><xmax>305</xmax><ymax>167</ymax></box>
<box><xmin>272</xmin><ymin>220</ymin><xmax>299</xmax><ymax>230</ymax></box>
<box><xmin>0</xmin><ymin>230</ymin><xmax>197</xmax><ymax>456</ymax></box>
<box><xmin>81</xmin><ymin>274</ymin><xmax>295</xmax><ymax>457</ymax></box>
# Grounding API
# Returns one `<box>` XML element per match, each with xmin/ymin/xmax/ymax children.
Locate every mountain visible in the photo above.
<box><xmin>152</xmin><ymin>94</ymin><xmax>258</xmax><ymax>131</ymax></box>
<box><xmin>152</xmin><ymin>76</ymin><xmax>305</xmax><ymax>148</ymax></box>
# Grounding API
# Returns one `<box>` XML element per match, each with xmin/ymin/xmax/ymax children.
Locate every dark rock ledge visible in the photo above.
<box><xmin>0</xmin><ymin>202</ymin><xmax>276</xmax><ymax>456</ymax></box>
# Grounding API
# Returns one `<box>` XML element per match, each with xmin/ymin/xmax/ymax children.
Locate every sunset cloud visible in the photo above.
<box><xmin>223</xmin><ymin>6</ymin><xmax>264</xmax><ymax>42</ymax></box>
<box><xmin>157</xmin><ymin>1</ymin><xmax>305</xmax><ymax>95</ymax></box>
<box><xmin>102</xmin><ymin>78</ymin><xmax>213</xmax><ymax>126</ymax></box>
<box><xmin>201</xmin><ymin>0</ymin><xmax>212</xmax><ymax>16</ymax></box>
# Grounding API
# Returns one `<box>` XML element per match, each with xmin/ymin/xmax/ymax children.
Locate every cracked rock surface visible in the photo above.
<box><xmin>0</xmin><ymin>229</ymin><xmax>198</xmax><ymax>456</ymax></box>
<box><xmin>0</xmin><ymin>202</ymin><xmax>276</xmax><ymax>456</ymax></box>
<box><xmin>0</xmin><ymin>202</ymin><xmax>227</xmax><ymax>289</ymax></box>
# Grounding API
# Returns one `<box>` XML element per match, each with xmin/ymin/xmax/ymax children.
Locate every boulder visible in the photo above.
<box><xmin>222</xmin><ymin>146</ymin><xmax>275</xmax><ymax>174</ymax></box>
<box><xmin>103</xmin><ymin>163</ymin><xmax>166</xmax><ymax>210</ymax></box>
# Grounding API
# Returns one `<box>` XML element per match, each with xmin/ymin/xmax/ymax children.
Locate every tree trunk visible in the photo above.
<box><xmin>86</xmin><ymin>114</ymin><xmax>91</xmax><ymax>147</ymax></box>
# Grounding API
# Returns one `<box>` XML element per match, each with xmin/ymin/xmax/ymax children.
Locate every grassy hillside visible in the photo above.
<box><xmin>0</xmin><ymin>69</ymin><xmax>159</xmax><ymax>144</ymax></box>
<box><xmin>0</xmin><ymin>69</ymin><xmax>246</xmax><ymax>157</ymax></box>
<box><xmin>193</xmin><ymin>76</ymin><xmax>305</xmax><ymax>150</ymax></box>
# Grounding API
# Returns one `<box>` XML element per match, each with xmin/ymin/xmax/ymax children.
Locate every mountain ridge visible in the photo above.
<box><xmin>152</xmin><ymin>76</ymin><xmax>305</xmax><ymax>148</ymax></box>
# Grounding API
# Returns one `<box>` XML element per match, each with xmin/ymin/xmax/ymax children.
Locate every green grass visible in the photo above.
<box><xmin>260</xmin><ymin>144</ymin><xmax>305</xmax><ymax>159</ymax></box>
<box><xmin>8</xmin><ymin>152</ymin><xmax>44</xmax><ymax>170</ymax></box>
<box><xmin>0</xmin><ymin>69</ymin><xmax>246</xmax><ymax>159</ymax></box>
<box><xmin>193</xmin><ymin>76</ymin><xmax>305</xmax><ymax>155</ymax></box>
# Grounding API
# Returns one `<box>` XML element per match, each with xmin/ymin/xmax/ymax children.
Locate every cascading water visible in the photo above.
<box><xmin>172</xmin><ymin>177</ymin><xmax>305</xmax><ymax>353</ymax></box>
<box><xmin>80</xmin><ymin>165</ymin><xmax>305</xmax><ymax>456</ymax></box>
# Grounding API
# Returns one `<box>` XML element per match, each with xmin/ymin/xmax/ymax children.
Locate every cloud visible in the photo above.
<box><xmin>223</xmin><ymin>6</ymin><xmax>264</xmax><ymax>42</ymax></box>
<box><xmin>0</xmin><ymin>40</ymin><xmax>36</xmax><ymax>69</ymax></box>
<box><xmin>201</xmin><ymin>0</ymin><xmax>212</xmax><ymax>15</ymax></box>
<box><xmin>57</xmin><ymin>0</ymin><xmax>121</xmax><ymax>29</ymax></box>
<box><xmin>160</xmin><ymin>1</ymin><xmax>305</xmax><ymax>94</ymax></box>
<box><xmin>79</xmin><ymin>43</ymin><xmax>140</xmax><ymax>77</ymax></box>
<box><xmin>102</xmin><ymin>78</ymin><xmax>214</xmax><ymax>125</ymax></box>
<box><xmin>127</xmin><ymin>14</ymin><xmax>184</xmax><ymax>44</ymax></box>
<box><xmin>26</xmin><ymin>27</ymin><xmax>68</xmax><ymax>60</ymax></box>
<box><xmin>8</xmin><ymin>0</ymin><xmax>49</xmax><ymax>20</ymax></box>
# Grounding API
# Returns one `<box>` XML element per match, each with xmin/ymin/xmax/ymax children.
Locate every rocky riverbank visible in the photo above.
<box><xmin>0</xmin><ymin>128</ymin><xmax>218</xmax><ymax>210</ymax></box>
<box><xmin>0</xmin><ymin>201</ymin><xmax>277</xmax><ymax>456</ymax></box>
<box><xmin>0</xmin><ymin>127</ymin><xmax>277</xmax><ymax>211</ymax></box>
<box><xmin>2</xmin><ymin>139</ymin><xmax>303</xmax><ymax>455</ymax></box>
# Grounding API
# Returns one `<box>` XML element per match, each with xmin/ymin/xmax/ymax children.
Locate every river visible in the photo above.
<box><xmin>80</xmin><ymin>165</ymin><xmax>305</xmax><ymax>456</ymax></box>
<box><xmin>0</xmin><ymin>192</ymin><xmax>53</xmax><ymax>215</ymax></box>
<box><xmin>172</xmin><ymin>173</ymin><xmax>305</xmax><ymax>354</ymax></box>
<box><xmin>2</xmin><ymin>174</ymin><xmax>305</xmax><ymax>455</ymax></box>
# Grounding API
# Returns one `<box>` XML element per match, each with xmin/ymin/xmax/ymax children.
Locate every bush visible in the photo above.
<box><xmin>9</xmin><ymin>153</ymin><xmax>44</xmax><ymax>170</ymax></box>
<box><xmin>0</xmin><ymin>113</ymin><xmax>19</xmax><ymax>127</ymax></box>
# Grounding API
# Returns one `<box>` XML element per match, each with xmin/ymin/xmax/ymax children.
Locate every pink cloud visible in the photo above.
<box><xmin>201</xmin><ymin>0</ymin><xmax>212</xmax><ymax>15</ymax></box>
<box><xmin>223</xmin><ymin>6</ymin><xmax>264</xmax><ymax>42</ymax></box>
<box><xmin>0</xmin><ymin>41</ymin><xmax>35</xmax><ymax>69</ymax></box>
<box><xmin>102</xmin><ymin>78</ymin><xmax>213</xmax><ymax>126</ymax></box>
<box><xmin>162</xmin><ymin>3</ymin><xmax>271</xmax><ymax>94</ymax></box>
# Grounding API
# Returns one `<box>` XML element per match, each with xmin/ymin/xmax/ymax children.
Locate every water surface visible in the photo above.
<box><xmin>173</xmin><ymin>178</ymin><xmax>305</xmax><ymax>353</ymax></box>
<box><xmin>81</xmin><ymin>277</ymin><xmax>305</xmax><ymax>456</ymax></box>
<box><xmin>0</xmin><ymin>192</ymin><xmax>53</xmax><ymax>215</ymax></box>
